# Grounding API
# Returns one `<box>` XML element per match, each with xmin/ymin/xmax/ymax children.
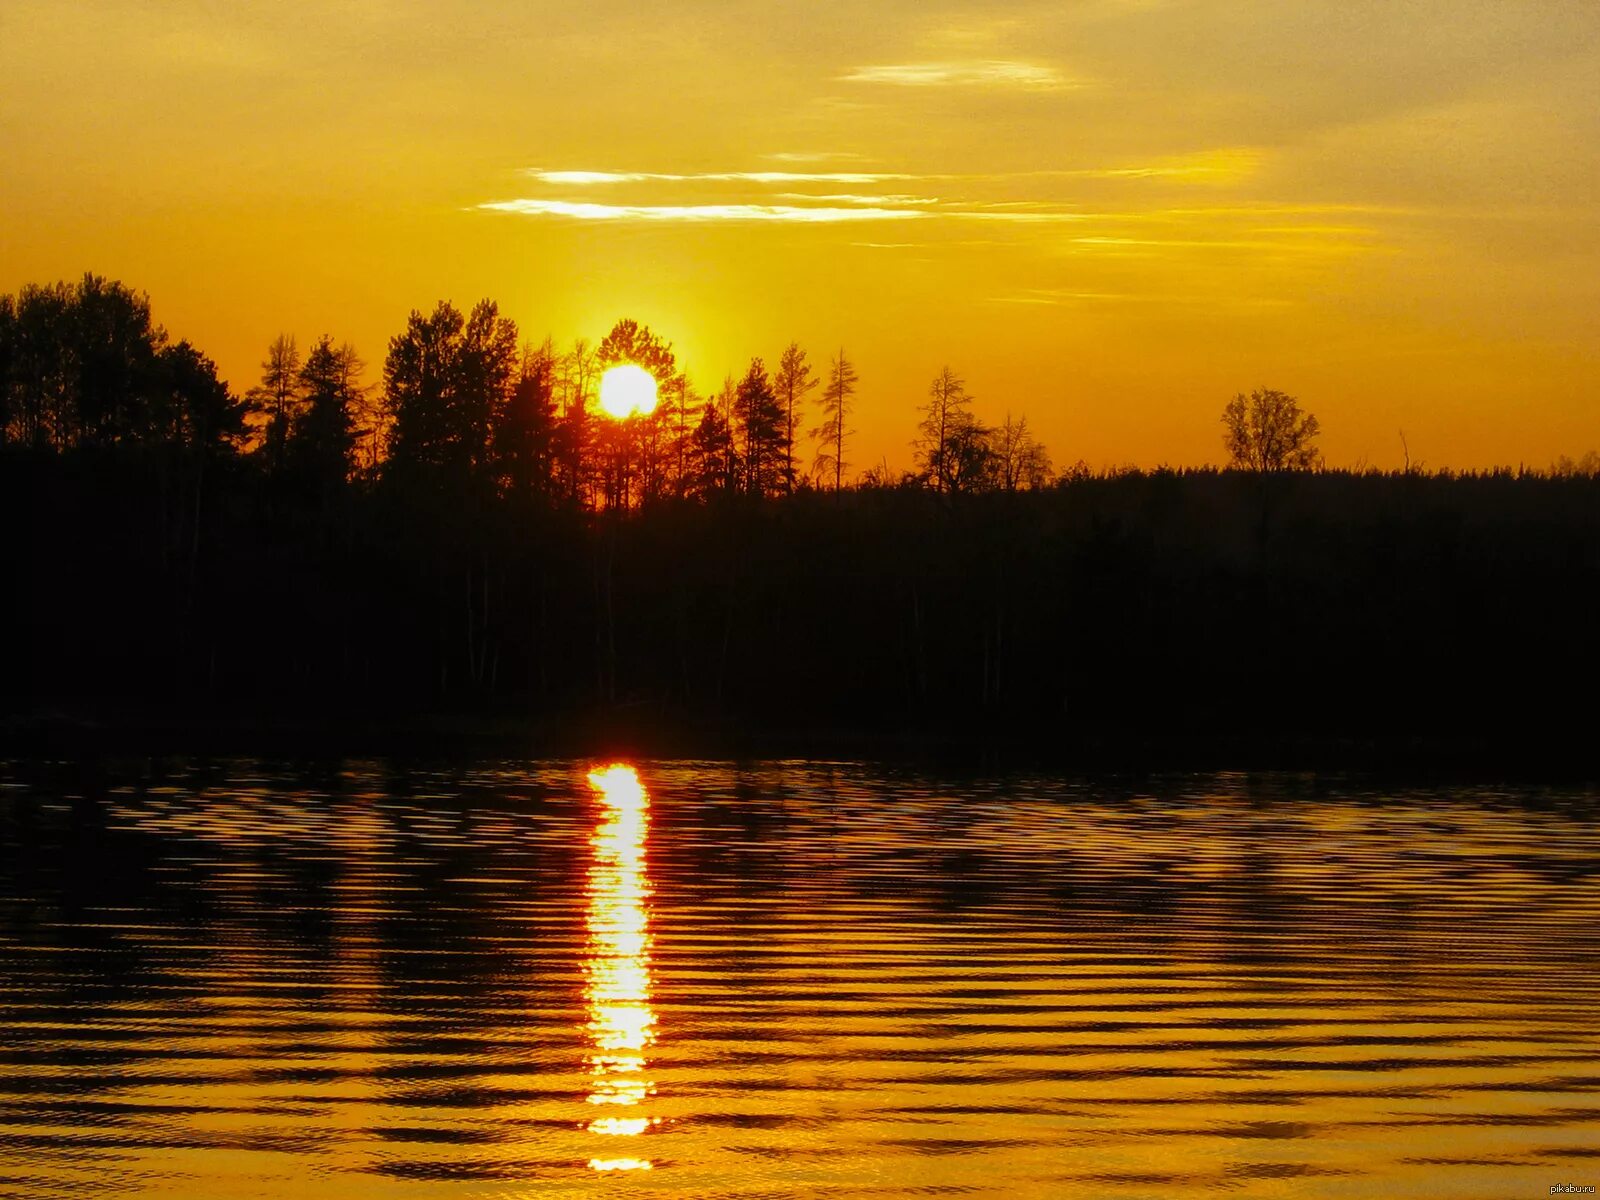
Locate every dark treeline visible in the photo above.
<box><xmin>4</xmin><ymin>274</ymin><xmax>1598</xmax><ymax>756</ymax></box>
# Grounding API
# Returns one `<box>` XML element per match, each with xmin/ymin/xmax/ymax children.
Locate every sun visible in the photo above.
<box><xmin>599</xmin><ymin>365</ymin><xmax>658</xmax><ymax>419</ymax></box>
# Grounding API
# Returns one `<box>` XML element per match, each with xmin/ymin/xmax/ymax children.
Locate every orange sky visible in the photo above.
<box><xmin>3</xmin><ymin>1</ymin><xmax>1596</xmax><ymax>471</ymax></box>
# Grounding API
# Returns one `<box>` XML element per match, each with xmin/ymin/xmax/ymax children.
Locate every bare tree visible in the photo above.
<box><xmin>810</xmin><ymin>348</ymin><xmax>857</xmax><ymax>492</ymax></box>
<box><xmin>990</xmin><ymin>413</ymin><xmax>1053</xmax><ymax>492</ymax></box>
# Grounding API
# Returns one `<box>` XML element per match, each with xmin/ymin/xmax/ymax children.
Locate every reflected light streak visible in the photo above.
<box><xmin>584</xmin><ymin>765</ymin><xmax>658</xmax><ymax>1170</ymax></box>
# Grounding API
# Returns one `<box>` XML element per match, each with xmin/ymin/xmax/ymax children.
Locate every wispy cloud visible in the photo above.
<box><xmin>776</xmin><ymin>193</ymin><xmax>941</xmax><ymax>206</ymax></box>
<box><xmin>528</xmin><ymin>169</ymin><xmax>915</xmax><ymax>185</ymax></box>
<box><xmin>841</xmin><ymin>60</ymin><xmax>1070</xmax><ymax>89</ymax></box>
<box><xmin>989</xmin><ymin>289</ymin><xmax>1296</xmax><ymax>308</ymax></box>
<box><xmin>482</xmin><ymin>164</ymin><xmax>1403</xmax><ymax>237</ymax></box>
<box><xmin>525</xmin><ymin>156</ymin><xmax>1260</xmax><ymax>190</ymax></box>
<box><xmin>479</xmin><ymin>199</ymin><xmax>928</xmax><ymax>223</ymax></box>
<box><xmin>762</xmin><ymin>151</ymin><xmax>870</xmax><ymax>164</ymax></box>
<box><xmin>478</xmin><ymin>198</ymin><xmax>1100</xmax><ymax>224</ymax></box>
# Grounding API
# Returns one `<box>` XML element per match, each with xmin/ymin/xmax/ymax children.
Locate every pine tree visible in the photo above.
<box><xmin>811</xmin><ymin>348</ymin><xmax>858</xmax><ymax>493</ymax></box>
<box><xmin>773</xmin><ymin>342</ymin><xmax>818</xmax><ymax>495</ymax></box>
<box><xmin>733</xmin><ymin>358</ymin><xmax>784</xmax><ymax>497</ymax></box>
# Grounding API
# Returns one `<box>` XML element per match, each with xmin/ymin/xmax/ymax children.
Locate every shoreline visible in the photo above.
<box><xmin>3</xmin><ymin>707</ymin><xmax>1595</xmax><ymax>782</ymax></box>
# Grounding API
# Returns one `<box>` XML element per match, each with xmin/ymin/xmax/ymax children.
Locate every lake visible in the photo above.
<box><xmin>0</xmin><ymin>759</ymin><xmax>1596</xmax><ymax>1198</ymax></box>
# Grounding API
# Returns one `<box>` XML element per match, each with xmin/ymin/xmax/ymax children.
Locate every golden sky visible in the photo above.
<box><xmin>3</xmin><ymin>1</ymin><xmax>1596</xmax><ymax>470</ymax></box>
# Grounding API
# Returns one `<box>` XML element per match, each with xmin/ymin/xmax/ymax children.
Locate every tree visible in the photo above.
<box><xmin>249</xmin><ymin>334</ymin><xmax>302</xmax><ymax>472</ymax></box>
<box><xmin>5</xmin><ymin>281</ymin><xmax>74</xmax><ymax>448</ymax></box>
<box><xmin>0</xmin><ymin>275</ymin><xmax>167</xmax><ymax>450</ymax></box>
<box><xmin>1551</xmin><ymin>451</ymin><xmax>1600</xmax><ymax>477</ymax></box>
<box><xmin>596</xmin><ymin>318</ymin><xmax>675</xmax><ymax>380</ymax></box>
<box><xmin>0</xmin><ymin>292</ymin><xmax>15</xmax><ymax>446</ymax></box>
<box><xmin>498</xmin><ymin>339</ymin><xmax>558</xmax><ymax>501</ymax></box>
<box><xmin>733</xmin><ymin>358</ymin><xmax>784</xmax><ymax>497</ymax></box>
<box><xmin>810</xmin><ymin>348</ymin><xmax>858</xmax><ymax>493</ymax></box>
<box><xmin>662</xmin><ymin>373</ymin><xmax>701</xmax><ymax>500</ymax></box>
<box><xmin>990</xmin><ymin>413</ymin><xmax>1053</xmax><ymax>492</ymax></box>
<box><xmin>384</xmin><ymin>300</ymin><xmax>518</xmax><ymax>490</ymax></box>
<box><xmin>915</xmin><ymin>366</ymin><xmax>974</xmax><ymax>492</ymax></box>
<box><xmin>552</xmin><ymin>338</ymin><xmax>598</xmax><ymax>506</ymax></box>
<box><xmin>691</xmin><ymin>377</ymin><xmax>741</xmax><ymax>499</ymax></box>
<box><xmin>595</xmin><ymin>319</ymin><xmax>676</xmax><ymax>509</ymax></box>
<box><xmin>69</xmin><ymin>274</ymin><xmax>165</xmax><ymax>448</ymax></box>
<box><xmin>1222</xmin><ymin>388</ymin><xmax>1321</xmax><ymax>472</ymax></box>
<box><xmin>943</xmin><ymin>411</ymin><xmax>996</xmax><ymax>495</ymax></box>
<box><xmin>773</xmin><ymin>342</ymin><xmax>818</xmax><ymax>495</ymax></box>
<box><xmin>156</xmin><ymin>339</ymin><xmax>246</xmax><ymax>455</ymax></box>
<box><xmin>290</xmin><ymin>335</ymin><xmax>361</xmax><ymax>497</ymax></box>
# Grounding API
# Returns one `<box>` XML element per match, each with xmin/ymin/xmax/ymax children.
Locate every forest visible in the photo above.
<box><xmin>4</xmin><ymin>273</ymin><xmax>1598</xmax><ymax>759</ymax></box>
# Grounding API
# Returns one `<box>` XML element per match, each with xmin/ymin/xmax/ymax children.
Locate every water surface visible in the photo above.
<box><xmin>0</xmin><ymin>760</ymin><xmax>1596</xmax><ymax>1198</ymax></box>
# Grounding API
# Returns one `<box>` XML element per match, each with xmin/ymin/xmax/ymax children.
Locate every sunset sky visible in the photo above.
<box><xmin>3</xmin><ymin>1</ymin><xmax>1596</xmax><ymax>471</ymax></box>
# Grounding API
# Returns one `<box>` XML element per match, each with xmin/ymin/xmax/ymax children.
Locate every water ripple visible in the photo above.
<box><xmin>0</xmin><ymin>759</ymin><xmax>1596</xmax><ymax>1197</ymax></box>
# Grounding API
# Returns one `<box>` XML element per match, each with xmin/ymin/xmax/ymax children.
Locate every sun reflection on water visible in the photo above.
<box><xmin>584</xmin><ymin>764</ymin><xmax>658</xmax><ymax>1172</ymax></box>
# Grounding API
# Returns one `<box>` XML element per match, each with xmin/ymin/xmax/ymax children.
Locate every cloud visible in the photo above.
<box><xmin>478</xmin><ymin>197</ymin><xmax>1099</xmax><ymax>224</ymax></box>
<box><xmin>481</xmin><ymin>163</ymin><xmax>1405</xmax><ymax>234</ymax></box>
<box><xmin>478</xmin><ymin>199</ymin><xmax>928</xmax><ymax>223</ymax></box>
<box><xmin>775</xmin><ymin>193</ymin><xmax>942</xmax><ymax>206</ymax></box>
<box><xmin>528</xmin><ymin>169</ymin><xmax>916</xmax><ymax>185</ymax></box>
<box><xmin>762</xmin><ymin>151</ymin><xmax>870</xmax><ymax>164</ymax></box>
<box><xmin>988</xmin><ymin>289</ymin><xmax>1296</xmax><ymax>308</ymax></box>
<box><xmin>841</xmin><ymin>60</ymin><xmax>1070</xmax><ymax>89</ymax></box>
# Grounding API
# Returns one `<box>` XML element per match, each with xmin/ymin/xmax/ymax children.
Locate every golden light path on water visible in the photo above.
<box><xmin>583</xmin><ymin>764</ymin><xmax>658</xmax><ymax>1173</ymax></box>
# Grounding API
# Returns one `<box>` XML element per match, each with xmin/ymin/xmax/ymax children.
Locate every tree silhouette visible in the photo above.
<box><xmin>71</xmin><ymin>274</ymin><xmax>164</xmax><ymax>447</ymax></box>
<box><xmin>498</xmin><ymin>339</ymin><xmax>558</xmax><ymax>502</ymax></box>
<box><xmin>1222</xmin><ymin>388</ymin><xmax>1321</xmax><ymax>472</ymax></box>
<box><xmin>733</xmin><ymin>358</ymin><xmax>784</xmax><ymax>497</ymax></box>
<box><xmin>249</xmin><ymin>334</ymin><xmax>302</xmax><ymax>473</ymax></box>
<box><xmin>916</xmin><ymin>366</ymin><xmax>975</xmax><ymax>493</ymax></box>
<box><xmin>809</xmin><ymin>349</ymin><xmax>857</xmax><ymax>493</ymax></box>
<box><xmin>157</xmin><ymin>339</ymin><xmax>246</xmax><ymax>455</ymax></box>
<box><xmin>663</xmin><ymin>373</ymin><xmax>700</xmax><ymax>500</ymax></box>
<box><xmin>943</xmin><ymin>411</ymin><xmax>995</xmax><ymax>494</ymax></box>
<box><xmin>691</xmin><ymin>377</ymin><xmax>740</xmax><ymax>499</ymax></box>
<box><xmin>0</xmin><ymin>275</ymin><xmax>167</xmax><ymax>450</ymax></box>
<box><xmin>773</xmin><ymin>342</ymin><xmax>818</xmax><ymax>495</ymax></box>
<box><xmin>811</xmin><ymin>348</ymin><xmax>857</xmax><ymax>492</ymax></box>
<box><xmin>0</xmin><ymin>292</ymin><xmax>14</xmax><ymax>447</ymax></box>
<box><xmin>595</xmin><ymin>319</ymin><xmax>676</xmax><ymax>508</ymax></box>
<box><xmin>7</xmin><ymin>271</ymin><xmax>1600</xmax><ymax>761</ymax></box>
<box><xmin>552</xmin><ymin>338</ymin><xmax>598</xmax><ymax>506</ymax></box>
<box><xmin>290</xmin><ymin>335</ymin><xmax>361</xmax><ymax>500</ymax></box>
<box><xmin>990</xmin><ymin>414</ymin><xmax>1053</xmax><ymax>492</ymax></box>
<box><xmin>384</xmin><ymin>300</ymin><xmax>518</xmax><ymax>491</ymax></box>
<box><xmin>5</xmin><ymin>282</ymin><xmax>75</xmax><ymax>448</ymax></box>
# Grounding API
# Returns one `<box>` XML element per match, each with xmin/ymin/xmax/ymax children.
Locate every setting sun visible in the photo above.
<box><xmin>599</xmin><ymin>365</ymin><xmax>658</xmax><ymax>420</ymax></box>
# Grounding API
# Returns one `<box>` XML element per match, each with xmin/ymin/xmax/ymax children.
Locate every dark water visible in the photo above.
<box><xmin>0</xmin><ymin>760</ymin><xmax>1597</xmax><ymax>1198</ymax></box>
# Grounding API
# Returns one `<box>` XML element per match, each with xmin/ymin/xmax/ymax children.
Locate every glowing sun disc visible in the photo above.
<box><xmin>599</xmin><ymin>365</ymin><xmax>658</xmax><ymax>419</ymax></box>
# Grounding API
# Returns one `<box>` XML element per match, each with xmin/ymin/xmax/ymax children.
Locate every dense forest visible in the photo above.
<box><xmin>4</xmin><ymin>274</ymin><xmax>1598</xmax><ymax>758</ymax></box>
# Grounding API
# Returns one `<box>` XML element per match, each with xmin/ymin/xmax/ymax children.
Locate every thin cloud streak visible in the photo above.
<box><xmin>479</xmin><ymin>199</ymin><xmax>928</xmax><ymax>222</ymax></box>
<box><xmin>775</xmin><ymin>193</ymin><xmax>942</xmax><ymax>205</ymax></box>
<box><xmin>526</xmin><ymin>159</ymin><xmax>1267</xmax><ymax>188</ymax></box>
<box><xmin>989</xmin><ymin>290</ymin><xmax>1297</xmax><ymax>307</ymax></box>
<box><xmin>842</xmin><ymin>60</ymin><xmax>1071</xmax><ymax>88</ymax></box>
<box><xmin>479</xmin><ymin>198</ymin><xmax>1103</xmax><ymax>224</ymax></box>
<box><xmin>762</xmin><ymin>151</ymin><xmax>870</xmax><ymax>163</ymax></box>
<box><xmin>529</xmin><ymin>170</ymin><xmax>917</xmax><ymax>185</ymax></box>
